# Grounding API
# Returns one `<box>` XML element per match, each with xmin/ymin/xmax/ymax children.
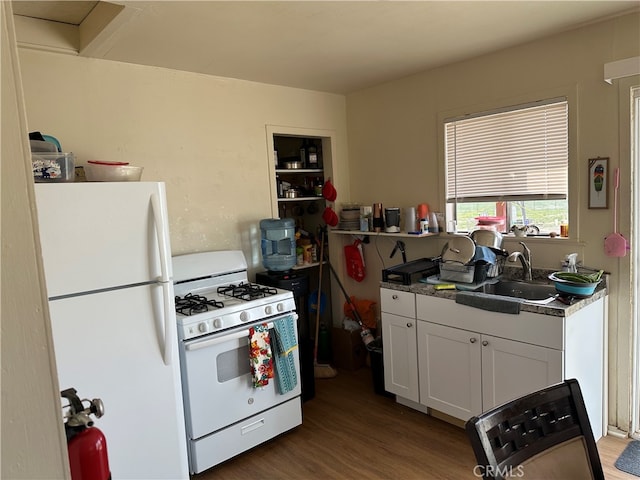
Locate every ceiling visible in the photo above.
<box><xmin>12</xmin><ymin>1</ymin><xmax>640</xmax><ymax>94</ymax></box>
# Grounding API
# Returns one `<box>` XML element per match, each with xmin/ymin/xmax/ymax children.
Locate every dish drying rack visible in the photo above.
<box><xmin>437</xmin><ymin>248</ymin><xmax>507</xmax><ymax>284</ymax></box>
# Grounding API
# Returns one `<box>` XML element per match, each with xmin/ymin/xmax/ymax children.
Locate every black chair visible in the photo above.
<box><xmin>465</xmin><ymin>379</ymin><xmax>604</xmax><ymax>479</ymax></box>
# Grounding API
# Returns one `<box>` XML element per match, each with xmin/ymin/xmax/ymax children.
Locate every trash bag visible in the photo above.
<box><xmin>343</xmin><ymin>296</ymin><xmax>377</xmax><ymax>329</ymax></box>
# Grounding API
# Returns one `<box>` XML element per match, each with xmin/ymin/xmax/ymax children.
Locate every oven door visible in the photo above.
<box><xmin>180</xmin><ymin>313</ymin><xmax>301</xmax><ymax>440</ymax></box>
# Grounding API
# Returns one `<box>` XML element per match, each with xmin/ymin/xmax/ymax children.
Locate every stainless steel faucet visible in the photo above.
<box><xmin>508</xmin><ymin>241</ymin><xmax>532</xmax><ymax>282</ymax></box>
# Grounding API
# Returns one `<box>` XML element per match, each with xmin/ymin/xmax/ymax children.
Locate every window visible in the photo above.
<box><xmin>445</xmin><ymin>98</ymin><xmax>568</xmax><ymax>235</ymax></box>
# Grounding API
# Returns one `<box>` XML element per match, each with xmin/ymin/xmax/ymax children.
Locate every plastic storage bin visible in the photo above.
<box><xmin>260</xmin><ymin>218</ymin><xmax>296</xmax><ymax>272</ymax></box>
<box><xmin>439</xmin><ymin>261</ymin><xmax>476</xmax><ymax>283</ymax></box>
<box><xmin>32</xmin><ymin>153</ymin><xmax>75</xmax><ymax>182</ymax></box>
<box><xmin>368</xmin><ymin>338</ymin><xmax>393</xmax><ymax>397</ymax></box>
<box><xmin>439</xmin><ymin>261</ymin><xmax>490</xmax><ymax>284</ymax></box>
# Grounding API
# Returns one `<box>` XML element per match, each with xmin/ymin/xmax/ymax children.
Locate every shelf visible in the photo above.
<box><xmin>292</xmin><ymin>261</ymin><xmax>322</xmax><ymax>270</ymax></box>
<box><xmin>330</xmin><ymin>229</ymin><xmax>439</xmax><ymax>238</ymax></box>
<box><xmin>278</xmin><ymin>196</ymin><xmax>324</xmax><ymax>202</ymax></box>
<box><xmin>276</xmin><ymin>168</ymin><xmax>324</xmax><ymax>174</ymax></box>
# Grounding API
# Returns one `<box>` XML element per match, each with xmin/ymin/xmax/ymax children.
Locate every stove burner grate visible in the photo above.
<box><xmin>217</xmin><ymin>282</ymin><xmax>278</xmax><ymax>301</ymax></box>
<box><xmin>175</xmin><ymin>293</ymin><xmax>224</xmax><ymax>316</ymax></box>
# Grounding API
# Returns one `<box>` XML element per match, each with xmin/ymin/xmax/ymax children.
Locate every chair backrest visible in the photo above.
<box><xmin>465</xmin><ymin>379</ymin><xmax>604</xmax><ymax>480</ymax></box>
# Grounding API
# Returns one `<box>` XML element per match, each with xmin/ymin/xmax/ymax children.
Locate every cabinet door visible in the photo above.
<box><xmin>417</xmin><ymin>321</ymin><xmax>482</xmax><ymax>419</ymax></box>
<box><xmin>381</xmin><ymin>312</ymin><xmax>419</xmax><ymax>402</ymax></box>
<box><xmin>481</xmin><ymin>334</ymin><xmax>563</xmax><ymax>412</ymax></box>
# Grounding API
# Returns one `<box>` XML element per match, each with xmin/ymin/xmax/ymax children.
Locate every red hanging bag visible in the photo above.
<box><xmin>344</xmin><ymin>239</ymin><xmax>365</xmax><ymax>282</ymax></box>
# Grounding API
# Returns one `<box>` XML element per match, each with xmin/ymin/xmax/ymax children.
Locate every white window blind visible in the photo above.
<box><xmin>445</xmin><ymin>98</ymin><xmax>568</xmax><ymax>203</ymax></box>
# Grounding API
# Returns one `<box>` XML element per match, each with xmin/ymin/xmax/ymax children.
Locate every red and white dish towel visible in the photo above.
<box><xmin>249</xmin><ymin>323</ymin><xmax>274</xmax><ymax>388</ymax></box>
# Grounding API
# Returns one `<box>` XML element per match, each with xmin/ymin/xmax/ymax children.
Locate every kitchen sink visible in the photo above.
<box><xmin>474</xmin><ymin>280</ymin><xmax>557</xmax><ymax>301</ymax></box>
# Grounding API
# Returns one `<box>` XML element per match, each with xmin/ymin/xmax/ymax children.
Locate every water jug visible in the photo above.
<box><xmin>260</xmin><ymin>218</ymin><xmax>297</xmax><ymax>272</ymax></box>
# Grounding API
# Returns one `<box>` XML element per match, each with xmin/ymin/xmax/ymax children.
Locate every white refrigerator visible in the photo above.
<box><xmin>34</xmin><ymin>182</ymin><xmax>189</xmax><ymax>480</ymax></box>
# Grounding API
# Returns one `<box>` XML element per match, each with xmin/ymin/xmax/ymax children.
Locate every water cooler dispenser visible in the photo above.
<box><xmin>260</xmin><ymin>218</ymin><xmax>297</xmax><ymax>272</ymax></box>
<box><xmin>257</xmin><ymin>218</ymin><xmax>315</xmax><ymax>402</ymax></box>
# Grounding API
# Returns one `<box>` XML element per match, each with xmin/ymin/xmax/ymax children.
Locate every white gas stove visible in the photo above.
<box><xmin>172</xmin><ymin>250</ymin><xmax>302</xmax><ymax>475</ymax></box>
<box><xmin>173</xmin><ymin>250</ymin><xmax>296</xmax><ymax>340</ymax></box>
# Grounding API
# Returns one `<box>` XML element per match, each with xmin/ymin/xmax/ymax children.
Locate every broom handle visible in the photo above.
<box><xmin>313</xmin><ymin>231</ymin><xmax>325</xmax><ymax>364</ymax></box>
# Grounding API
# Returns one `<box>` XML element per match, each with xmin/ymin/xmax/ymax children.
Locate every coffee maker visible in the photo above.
<box><xmin>384</xmin><ymin>207</ymin><xmax>401</xmax><ymax>233</ymax></box>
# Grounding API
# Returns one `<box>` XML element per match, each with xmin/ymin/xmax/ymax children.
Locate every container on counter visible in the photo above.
<box><xmin>428</xmin><ymin>212</ymin><xmax>439</xmax><ymax>233</ymax></box>
<box><xmin>417</xmin><ymin>203</ymin><xmax>429</xmax><ymax>221</ymax></box>
<box><xmin>84</xmin><ymin>161</ymin><xmax>143</xmax><ymax>182</ymax></box>
<box><xmin>360</xmin><ymin>206</ymin><xmax>372</xmax><ymax>232</ymax></box>
<box><xmin>303</xmin><ymin>244</ymin><xmax>313</xmax><ymax>264</ymax></box>
<box><xmin>372</xmin><ymin>203</ymin><xmax>383</xmax><ymax>232</ymax></box>
<box><xmin>32</xmin><ymin>152</ymin><xmax>75</xmax><ymax>182</ymax></box>
<box><xmin>404</xmin><ymin>207</ymin><xmax>417</xmax><ymax>232</ymax></box>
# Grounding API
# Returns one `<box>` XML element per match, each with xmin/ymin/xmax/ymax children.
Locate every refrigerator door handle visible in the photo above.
<box><xmin>160</xmin><ymin>281</ymin><xmax>175</xmax><ymax>366</ymax></box>
<box><xmin>151</xmin><ymin>191</ymin><xmax>172</xmax><ymax>283</ymax></box>
<box><xmin>151</xmin><ymin>190</ymin><xmax>175</xmax><ymax>365</ymax></box>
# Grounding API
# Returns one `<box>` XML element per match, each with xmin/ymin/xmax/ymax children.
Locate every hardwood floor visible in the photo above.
<box><xmin>599</xmin><ymin>435</ymin><xmax>638</xmax><ymax>480</ymax></box>
<box><xmin>193</xmin><ymin>367</ymin><xmax>636</xmax><ymax>479</ymax></box>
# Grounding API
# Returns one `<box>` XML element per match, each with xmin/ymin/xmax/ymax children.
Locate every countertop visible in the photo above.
<box><xmin>381</xmin><ymin>268</ymin><xmax>607</xmax><ymax>317</ymax></box>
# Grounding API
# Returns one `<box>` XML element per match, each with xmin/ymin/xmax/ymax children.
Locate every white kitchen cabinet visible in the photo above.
<box><xmin>380</xmin><ymin>289</ymin><xmax>419</xmax><ymax>402</ymax></box>
<box><xmin>417</xmin><ymin>321</ymin><xmax>482</xmax><ymax>419</ymax></box>
<box><xmin>481</xmin><ymin>333</ymin><xmax>562</xmax><ymax>411</ymax></box>
<box><xmin>417</xmin><ymin>320</ymin><xmax>562</xmax><ymax>420</ymax></box>
<box><xmin>414</xmin><ymin>293</ymin><xmax>605</xmax><ymax>439</ymax></box>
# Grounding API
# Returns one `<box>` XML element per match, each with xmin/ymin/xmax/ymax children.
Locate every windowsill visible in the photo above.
<box><xmin>444</xmin><ymin>232</ymin><xmax>585</xmax><ymax>246</ymax></box>
<box><xmin>501</xmin><ymin>235</ymin><xmax>585</xmax><ymax>246</ymax></box>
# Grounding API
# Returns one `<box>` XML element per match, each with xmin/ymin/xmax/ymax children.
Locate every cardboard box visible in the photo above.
<box><xmin>332</xmin><ymin>327</ymin><xmax>367</xmax><ymax>370</ymax></box>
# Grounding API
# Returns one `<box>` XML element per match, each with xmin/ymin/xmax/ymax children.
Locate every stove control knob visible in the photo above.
<box><xmin>240</xmin><ymin>311</ymin><xmax>248</xmax><ymax>322</ymax></box>
<box><xmin>198</xmin><ymin>322</ymin><xmax>209</xmax><ymax>333</ymax></box>
<box><xmin>213</xmin><ymin>318</ymin><xmax>222</xmax><ymax>329</ymax></box>
<box><xmin>265</xmin><ymin>305</ymin><xmax>273</xmax><ymax>315</ymax></box>
<box><xmin>277</xmin><ymin>303</ymin><xmax>285</xmax><ymax>312</ymax></box>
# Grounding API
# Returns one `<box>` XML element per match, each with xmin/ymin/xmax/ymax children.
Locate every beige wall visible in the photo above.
<box><xmin>1</xmin><ymin>2</ymin><xmax>70</xmax><ymax>478</ymax></box>
<box><xmin>343</xmin><ymin>12</ymin><xmax>639</xmax><ymax>432</ymax></box>
<box><xmin>17</xmin><ymin>49</ymin><xmax>349</xmax><ymax>275</ymax></box>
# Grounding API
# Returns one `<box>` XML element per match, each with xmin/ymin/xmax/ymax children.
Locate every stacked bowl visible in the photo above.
<box><xmin>339</xmin><ymin>207</ymin><xmax>360</xmax><ymax>231</ymax></box>
<box><xmin>84</xmin><ymin>160</ymin><xmax>143</xmax><ymax>182</ymax></box>
<box><xmin>548</xmin><ymin>271</ymin><xmax>604</xmax><ymax>297</ymax></box>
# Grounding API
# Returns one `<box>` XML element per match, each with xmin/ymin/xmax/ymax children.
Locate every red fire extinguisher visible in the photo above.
<box><xmin>61</xmin><ymin>388</ymin><xmax>111</xmax><ymax>480</ymax></box>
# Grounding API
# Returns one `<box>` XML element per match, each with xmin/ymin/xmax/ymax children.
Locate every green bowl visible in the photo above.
<box><xmin>548</xmin><ymin>273</ymin><xmax>600</xmax><ymax>297</ymax></box>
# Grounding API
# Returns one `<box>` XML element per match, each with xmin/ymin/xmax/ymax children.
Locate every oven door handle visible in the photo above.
<box><xmin>185</xmin><ymin>321</ymin><xmax>275</xmax><ymax>351</ymax></box>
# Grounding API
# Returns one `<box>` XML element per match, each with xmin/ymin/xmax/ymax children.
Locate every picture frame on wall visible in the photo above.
<box><xmin>588</xmin><ymin>157</ymin><xmax>609</xmax><ymax>209</ymax></box>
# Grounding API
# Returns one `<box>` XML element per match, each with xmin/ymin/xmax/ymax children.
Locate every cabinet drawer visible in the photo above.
<box><xmin>190</xmin><ymin>398</ymin><xmax>302</xmax><ymax>473</ymax></box>
<box><xmin>416</xmin><ymin>294</ymin><xmax>563</xmax><ymax>350</ymax></box>
<box><xmin>381</xmin><ymin>289</ymin><xmax>415</xmax><ymax>318</ymax></box>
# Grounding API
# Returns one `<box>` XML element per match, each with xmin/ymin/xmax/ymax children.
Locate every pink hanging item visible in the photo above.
<box><xmin>604</xmin><ymin>167</ymin><xmax>628</xmax><ymax>257</ymax></box>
